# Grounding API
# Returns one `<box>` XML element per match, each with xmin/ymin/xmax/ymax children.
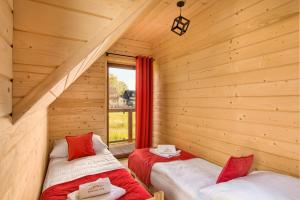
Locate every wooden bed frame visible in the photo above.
<box><xmin>148</xmin><ymin>191</ymin><xmax>164</xmax><ymax>200</ymax></box>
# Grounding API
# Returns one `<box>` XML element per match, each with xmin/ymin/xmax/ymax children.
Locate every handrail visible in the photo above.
<box><xmin>109</xmin><ymin>108</ymin><xmax>135</xmax><ymax>112</ymax></box>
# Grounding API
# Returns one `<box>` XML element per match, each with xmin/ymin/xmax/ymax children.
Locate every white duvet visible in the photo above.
<box><xmin>42</xmin><ymin>149</ymin><xmax>123</xmax><ymax>191</ymax></box>
<box><xmin>199</xmin><ymin>171</ymin><xmax>300</xmax><ymax>200</ymax></box>
<box><xmin>150</xmin><ymin>158</ymin><xmax>222</xmax><ymax>200</ymax></box>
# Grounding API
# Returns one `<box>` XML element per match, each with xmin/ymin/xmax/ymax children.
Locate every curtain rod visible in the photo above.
<box><xmin>106</xmin><ymin>52</ymin><xmax>136</xmax><ymax>58</ymax></box>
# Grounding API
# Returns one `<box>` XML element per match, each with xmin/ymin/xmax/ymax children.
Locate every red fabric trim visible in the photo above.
<box><xmin>216</xmin><ymin>155</ymin><xmax>254</xmax><ymax>183</ymax></box>
<box><xmin>40</xmin><ymin>169</ymin><xmax>151</xmax><ymax>200</ymax></box>
<box><xmin>65</xmin><ymin>132</ymin><xmax>95</xmax><ymax>161</ymax></box>
<box><xmin>128</xmin><ymin>148</ymin><xmax>196</xmax><ymax>186</ymax></box>
<box><xmin>135</xmin><ymin>56</ymin><xmax>153</xmax><ymax>149</ymax></box>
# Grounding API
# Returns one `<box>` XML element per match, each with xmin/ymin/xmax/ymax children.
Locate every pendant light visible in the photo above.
<box><xmin>171</xmin><ymin>0</ymin><xmax>190</xmax><ymax>36</ymax></box>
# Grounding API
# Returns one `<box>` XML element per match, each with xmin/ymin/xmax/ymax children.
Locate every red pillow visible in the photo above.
<box><xmin>216</xmin><ymin>155</ymin><xmax>254</xmax><ymax>183</ymax></box>
<box><xmin>66</xmin><ymin>132</ymin><xmax>95</xmax><ymax>161</ymax></box>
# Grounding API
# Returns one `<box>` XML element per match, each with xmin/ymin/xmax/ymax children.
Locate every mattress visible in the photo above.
<box><xmin>150</xmin><ymin>158</ymin><xmax>222</xmax><ymax>200</ymax></box>
<box><xmin>199</xmin><ymin>171</ymin><xmax>300</xmax><ymax>200</ymax></box>
<box><xmin>42</xmin><ymin>149</ymin><xmax>123</xmax><ymax>191</ymax></box>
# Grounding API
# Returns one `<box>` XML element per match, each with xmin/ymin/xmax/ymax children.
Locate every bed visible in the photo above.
<box><xmin>199</xmin><ymin>171</ymin><xmax>300</xmax><ymax>200</ymax></box>
<box><xmin>151</xmin><ymin>158</ymin><xmax>222</xmax><ymax>200</ymax></box>
<box><xmin>41</xmin><ymin>139</ymin><xmax>152</xmax><ymax>200</ymax></box>
<box><xmin>128</xmin><ymin>148</ymin><xmax>222</xmax><ymax>200</ymax></box>
<box><xmin>129</xmin><ymin>148</ymin><xmax>300</xmax><ymax>200</ymax></box>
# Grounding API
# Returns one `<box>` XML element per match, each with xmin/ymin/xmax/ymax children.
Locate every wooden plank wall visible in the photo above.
<box><xmin>108</xmin><ymin>38</ymin><xmax>152</xmax><ymax>65</ymax></box>
<box><xmin>48</xmin><ymin>38</ymin><xmax>152</xmax><ymax>145</ymax></box>
<box><xmin>109</xmin><ymin>38</ymin><xmax>152</xmax><ymax>57</ymax></box>
<box><xmin>153</xmin><ymin>0</ymin><xmax>300</xmax><ymax>177</ymax></box>
<box><xmin>49</xmin><ymin>56</ymin><xmax>107</xmax><ymax>144</ymax></box>
<box><xmin>0</xmin><ymin>0</ymin><xmax>12</xmax><ymax>116</ymax></box>
<box><xmin>0</xmin><ymin>1</ymin><xmax>49</xmax><ymax>199</ymax></box>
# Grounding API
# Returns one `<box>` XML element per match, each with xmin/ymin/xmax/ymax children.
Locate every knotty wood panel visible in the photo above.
<box><xmin>0</xmin><ymin>0</ymin><xmax>12</xmax><ymax>116</ymax></box>
<box><xmin>109</xmin><ymin>38</ymin><xmax>152</xmax><ymax>57</ymax></box>
<box><xmin>0</xmin><ymin>2</ymin><xmax>49</xmax><ymax>200</ymax></box>
<box><xmin>48</xmin><ymin>36</ymin><xmax>152</xmax><ymax>145</ymax></box>
<box><xmin>152</xmin><ymin>0</ymin><xmax>300</xmax><ymax>177</ymax></box>
<box><xmin>12</xmin><ymin>0</ymin><xmax>153</xmax><ymax>118</ymax></box>
<box><xmin>0</xmin><ymin>109</ymin><xmax>48</xmax><ymax>200</ymax></box>
<box><xmin>0</xmin><ymin>76</ymin><xmax>12</xmax><ymax>116</ymax></box>
<box><xmin>49</xmin><ymin>56</ymin><xmax>108</xmax><ymax>144</ymax></box>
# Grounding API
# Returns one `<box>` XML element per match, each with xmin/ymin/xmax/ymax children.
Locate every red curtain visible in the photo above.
<box><xmin>135</xmin><ymin>56</ymin><xmax>153</xmax><ymax>149</ymax></box>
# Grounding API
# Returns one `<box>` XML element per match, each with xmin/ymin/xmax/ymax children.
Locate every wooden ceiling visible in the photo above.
<box><xmin>13</xmin><ymin>0</ymin><xmax>156</xmax><ymax>122</ymax></box>
<box><xmin>123</xmin><ymin>0</ymin><xmax>213</xmax><ymax>45</ymax></box>
<box><xmin>13</xmin><ymin>0</ymin><xmax>139</xmax><ymax>105</ymax></box>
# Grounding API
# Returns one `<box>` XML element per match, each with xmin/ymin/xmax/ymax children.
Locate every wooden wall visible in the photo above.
<box><xmin>0</xmin><ymin>0</ymin><xmax>12</xmax><ymax>116</ymax></box>
<box><xmin>48</xmin><ymin>38</ymin><xmax>152</xmax><ymax>145</ymax></box>
<box><xmin>0</xmin><ymin>1</ymin><xmax>49</xmax><ymax>199</ymax></box>
<box><xmin>109</xmin><ymin>38</ymin><xmax>152</xmax><ymax>57</ymax></box>
<box><xmin>153</xmin><ymin>0</ymin><xmax>300</xmax><ymax>177</ymax></box>
<box><xmin>0</xmin><ymin>109</ymin><xmax>48</xmax><ymax>199</ymax></box>
<box><xmin>49</xmin><ymin>56</ymin><xmax>107</xmax><ymax>144</ymax></box>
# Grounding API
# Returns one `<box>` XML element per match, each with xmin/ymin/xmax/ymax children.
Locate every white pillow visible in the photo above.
<box><xmin>50</xmin><ymin>134</ymin><xmax>108</xmax><ymax>159</ymax></box>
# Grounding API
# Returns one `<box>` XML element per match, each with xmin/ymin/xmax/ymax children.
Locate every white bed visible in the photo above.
<box><xmin>150</xmin><ymin>158</ymin><xmax>222</xmax><ymax>200</ymax></box>
<box><xmin>149</xmin><ymin>158</ymin><xmax>300</xmax><ymax>200</ymax></box>
<box><xmin>199</xmin><ymin>171</ymin><xmax>300</xmax><ymax>200</ymax></box>
<box><xmin>43</xmin><ymin>149</ymin><xmax>123</xmax><ymax>191</ymax></box>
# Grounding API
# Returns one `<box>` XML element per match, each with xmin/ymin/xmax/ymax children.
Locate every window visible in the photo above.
<box><xmin>108</xmin><ymin>66</ymin><xmax>136</xmax><ymax>143</ymax></box>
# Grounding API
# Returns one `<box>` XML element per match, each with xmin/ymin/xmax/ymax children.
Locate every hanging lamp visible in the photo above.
<box><xmin>171</xmin><ymin>0</ymin><xmax>190</xmax><ymax>36</ymax></box>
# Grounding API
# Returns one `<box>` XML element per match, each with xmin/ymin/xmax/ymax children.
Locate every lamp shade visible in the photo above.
<box><xmin>171</xmin><ymin>15</ymin><xmax>190</xmax><ymax>36</ymax></box>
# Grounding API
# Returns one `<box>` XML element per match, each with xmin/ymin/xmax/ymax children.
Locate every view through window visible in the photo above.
<box><xmin>108</xmin><ymin>66</ymin><xmax>136</xmax><ymax>143</ymax></box>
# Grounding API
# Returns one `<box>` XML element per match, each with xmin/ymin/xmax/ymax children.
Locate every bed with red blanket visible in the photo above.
<box><xmin>128</xmin><ymin>148</ymin><xmax>196</xmax><ymax>186</ymax></box>
<box><xmin>128</xmin><ymin>148</ymin><xmax>223</xmax><ymax>200</ymax></box>
<box><xmin>41</xmin><ymin>149</ymin><xmax>151</xmax><ymax>200</ymax></box>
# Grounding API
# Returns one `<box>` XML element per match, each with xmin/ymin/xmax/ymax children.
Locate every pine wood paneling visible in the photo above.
<box><xmin>32</xmin><ymin>0</ymin><xmax>131</xmax><ymax>21</ymax></box>
<box><xmin>14</xmin><ymin>0</ymin><xmax>111</xmax><ymax>41</ymax></box>
<box><xmin>0</xmin><ymin>109</ymin><xmax>48</xmax><ymax>200</ymax></box>
<box><xmin>49</xmin><ymin>57</ymin><xmax>107</xmax><ymax>144</ymax></box>
<box><xmin>13</xmin><ymin>30</ymin><xmax>84</xmax><ymax>67</ymax></box>
<box><xmin>0</xmin><ymin>0</ymin><xmax>13</xmax><ymax>44</ymax></box>
<box><xmin>151</xmin><ymin>0</ymin><xmax>300</xmax><ymax>177</ymax></box>
<box><xmin>109</xmin><ymin>38</ymin><xmax>152</xmax><ymax>57</ymax></box>
<box><xmin>0</xmin><ymin>2</ymin><xmax>49</xmax><ymax>200</ymax></box>
<box><xmin>12</xmin><ymin>0</ymin><xmax>155</xmax><ymax>122</ymax></box>
<box><xmin>0</xmin><ymin>76</ymin><xmax>12</xmax><ymax>116</ymax></box>
<box><xmin>48</xmin><ymin>35</ymin><xmax>152</xmax><ymax>146</ymax></box>
<box><xmin>0</xmin><ymin>36</ymin><xmax>12</xmax><ymax>79</ymax></box>
<box><xmin>0</xmin><ymin>0</ymin><xmax>12</xmax><ymax>116</ymax></box>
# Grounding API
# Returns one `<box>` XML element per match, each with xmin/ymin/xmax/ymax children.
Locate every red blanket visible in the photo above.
<box><xmin>40</xmin><ymin>169</ymin><xmax>151</xmax><ymax>200</ymax></box>
<box><xmin>128</xmin><ymin>148</ymin><xmax>196</xmax><ymax>186</ymax></box>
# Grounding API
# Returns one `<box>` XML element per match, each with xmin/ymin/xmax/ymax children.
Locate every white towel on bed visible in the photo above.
<box><xmin>157</xmin><ymin>145</ymin><xmax>177</xmax><ymax>154</ymax></box>
<box><xmin>67</xmin><ymin>184</ymin><xmax>126</xmax><ymax>200</ymax></box>
<box><xmin>79</xmin><ymin>178</ymin><xmax>111</xmax><ymax>199</ymax></box>
<box><xmin>150</xmin><ymin>148</ymin><xmax>181</xmax><ymax>158</ymax></box>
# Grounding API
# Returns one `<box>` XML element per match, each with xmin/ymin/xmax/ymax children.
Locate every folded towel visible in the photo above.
<box><xmin>67</xmin><ymin>185</ymin><xmax>126</xmax><ymax>200</ymax></box>
<box><xmin>79</xmin><ymin>178</ymin><xmax>111</xmax><ymax>199</ymax></box>
<box><xmin>157</xmin><ymin>145</ymin><xmax>176</xmax><ymax>154</ymax></box>
<box><xmin>150</xmin><ymin>148</ymin><xmax>181</xmax><ymax>158</ymax></box>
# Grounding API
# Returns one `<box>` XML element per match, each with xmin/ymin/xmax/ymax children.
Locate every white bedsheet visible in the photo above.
<box><xmin>199</xmin><ymin>171</ymin><xmax>300</xmax><ymax>200</ymax></box>
<box><xmin>150</xmin><ymin>158</ymin><xmax>222</xmax><ymax>200</ymax></box>
<box><xmin>42</xmin><ymin>149</ymin><xmax>123</xmax><ymax>191</ymax></box>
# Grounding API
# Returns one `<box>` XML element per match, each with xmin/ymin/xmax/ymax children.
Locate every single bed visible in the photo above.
<box><xmin>41</xmin><ymin>147</ymin><xmax>152</xmax><ymax>200</ymax></box>
<box><xmin>128</xmin><ymin>148</ymin><xmax>222</xmax><ymax>200</ymax></box>
<box><xmin>129</xmin><ymin>148</ymin><xmax>300</xmax><ymax>200</ymax></box>
<box><xmin>151</xmin><ymin>158</ymin><xmax>222</xmax><ymax>200</ymax></box>
<box><xmin>199</xmin><ymin>171</ymin><xmax>300</xmax><ymax>200</ymax></box>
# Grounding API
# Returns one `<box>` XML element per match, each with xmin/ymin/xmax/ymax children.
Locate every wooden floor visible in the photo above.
<box><xmin>109</xmin><ymin>142</ymin><xmax>135</xmax><ymax>158</ymax></box>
